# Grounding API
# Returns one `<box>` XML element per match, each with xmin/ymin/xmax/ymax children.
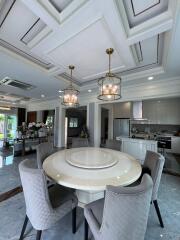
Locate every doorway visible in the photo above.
<box><xmin>101</xmin><ymin>108</ymin><xmax>109</xmax><ymax>145</ymax></box>
<box><xmin>65</xmin><ymin>106</ymin><xmax>87</xmax><ymax>148</ymax></box>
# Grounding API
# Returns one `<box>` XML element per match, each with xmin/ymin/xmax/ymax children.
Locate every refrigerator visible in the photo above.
<box><xmin>113</xmin><ymin>118</ymin><xmax>130</xmax><ymax>139</ymax></box>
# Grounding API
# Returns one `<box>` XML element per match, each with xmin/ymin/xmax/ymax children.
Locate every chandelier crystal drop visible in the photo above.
<box><xmin>61</xmin><ymin>65</ymin><xmax>79</xmax><ymax>107</ymax></box>
<box><xmin>97</xmin><ymin>48</ymin><xmax>121</xmax><ymax>101</ymax></box>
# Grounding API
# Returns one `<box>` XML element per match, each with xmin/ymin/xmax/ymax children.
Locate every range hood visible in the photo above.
<box><xmin>132</xmin><ymin>101</ymin><xmax>148</xmax><ymax>120</ymax></box>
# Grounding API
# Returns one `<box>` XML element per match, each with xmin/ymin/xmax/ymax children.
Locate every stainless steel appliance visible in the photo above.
<box><xmin>113</xmin><ymin>118</ymin><xmax>130</xmax><ymax>139</ymax></box>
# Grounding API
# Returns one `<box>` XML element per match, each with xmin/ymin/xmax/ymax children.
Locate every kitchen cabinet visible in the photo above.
<box><xmin>119</xmin><ymin>137</ymin><xmax>157</xmax><ymax>164</ymax></box>
<box><xmin>113</xmin><ymin>102</ymin><xmax>132</xmax><ymax>118</ymax></box>
<box><xmin>143</xmin><ymin>98</ymin><xmax>180</xmax><ymax>125</ymax></box>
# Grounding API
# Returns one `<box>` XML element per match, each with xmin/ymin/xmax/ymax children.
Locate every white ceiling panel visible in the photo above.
<box><xmin>0</xmin><ymin>0</ymin><xmax>53</xmax><ymax>69</ymax></box>
<box><xmin>132</xmin><ymin>0</ymin><xmax>160</xmax><ymax>15</ymax></box>
<box><xmin>47</xmin><ymin>19</ymin><xmax>125</xmax><ymax>82</ymax></box>
<box><xmin>49</xmin><ymin>0</ymin><xmax>73</xmax><ymax>12</ymax></box>
<box><xmin>122</xmin><ymin>0</ymin><xmax>168</xmax><ymax>27</ymax></box>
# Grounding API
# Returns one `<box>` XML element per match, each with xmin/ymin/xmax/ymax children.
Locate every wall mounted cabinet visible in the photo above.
<box><xmin>143</xmin><ymin>98</ymin><xmax>180</xmax><ymax>125</ymax></box>
<box><xmin>113</xmin><ymin>102</ymin><xmax>132</xmax><ymax>119</ymax></box>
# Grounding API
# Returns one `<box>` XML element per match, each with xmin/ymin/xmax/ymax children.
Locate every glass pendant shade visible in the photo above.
<box><xmin>97</xmin><ymin>48</ymin><xmax>121</xmax><ymax>101</ymax></box>
<box><xmin>61</xmin><ymin>65</ymin><xmax>79</xmax><ymax>107</ymax></box>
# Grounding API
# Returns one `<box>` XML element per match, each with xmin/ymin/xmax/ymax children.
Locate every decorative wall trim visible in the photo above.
<box><xmin>0</xmin><ymin>39</ymin><xmax>53</xmax><ymax>69</ymax></box>
<box><xmin>130</xmin><ymin>0</ymin><xmax>161</xmax><ymax>17</ymax></box>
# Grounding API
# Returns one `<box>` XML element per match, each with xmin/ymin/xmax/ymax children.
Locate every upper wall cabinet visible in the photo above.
<box><xmin>113</xmin><ymin>102</ymin><xmax>132</xmax><ymax>119</ymax></box>
<box><xmin>143</xmin><ymin>98</ymin><xmax>180</xmax><ymax>125</ymax></box>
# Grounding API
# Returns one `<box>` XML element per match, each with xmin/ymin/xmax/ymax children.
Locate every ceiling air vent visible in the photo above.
<box><xmin>0</xmin><ymin>77</ymin><xmax>35</xmax><ymax>90</ymax></box>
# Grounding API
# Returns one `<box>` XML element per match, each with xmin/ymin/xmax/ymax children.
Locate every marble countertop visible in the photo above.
<box><xmin>116</xmin><ymin>136</ymin><xmax>157</xmax><ymax>143</ymax></box>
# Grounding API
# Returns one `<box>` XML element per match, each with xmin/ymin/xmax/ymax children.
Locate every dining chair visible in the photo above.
<box><xmin>143</xmin><ymin>150</ymin><xmax>165</xmax><ymax>228</ymax></box>
<box><xmin>72</xmin><ymin>137</ymin><xmax>89</xmax><ymax>148</ymax></box>
<box><xmin>19</xmin><ymin>159</ymin><xmax>78</xmax><ymax>240</ymax></box>
<box><xmin>105</xmin><ymin>139</ymin><xmax>121</xmax><ymax>151</ymax></box>
<box><xmin>84</xmin><ymin>174</ymin><xmax>153</xmax><ymax>240</ymax></box>
<box><xmin>36</xmin><ymin>142</ymin><xmax>54</xmax><ymax>169</ymax></box>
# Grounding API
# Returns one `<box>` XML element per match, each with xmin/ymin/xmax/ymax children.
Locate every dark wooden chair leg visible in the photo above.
<box><xmin>153</xmin><ymin>200</ymin><xmax>164</xmax><ymax>228</ymax></box>
<box><xmin>19</xmin><ymin>215</ymin><xmax>28</xmax><ymax>240</ymax></box>
<box><xmin>36</xmin><ymin>230</ymin><xmax>42</xmax><ymax>240</ymax></box>
<box><xmin>72</xmin><ymin>207</ymin><xmax>77</xmax><ymax>234</ymax></box>
<box><xmin>84</xmin><ymin>218</ymin><xmax>88</xmax><ymax>240</ymax></box>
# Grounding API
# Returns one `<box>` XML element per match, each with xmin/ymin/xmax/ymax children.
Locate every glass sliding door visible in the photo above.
<box><xmin>0</xmin><ymin>114</ymin><xmax>5</xmax><ymax>140</ymax></box>
<box><xmin>0</xmin><ymin>114</ymin><xmax>17</xmax><ymax>141</ymax></box>
<box><xmin>7</xmin><ymin>115</ymin><xmax>17</xmax><ymax>140</ymax></box>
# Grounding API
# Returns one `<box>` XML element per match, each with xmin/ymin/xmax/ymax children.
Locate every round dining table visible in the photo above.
<box><xmin>43</xmin><ymin>147</ymin><xmax>141</xmax><ymax>206</ymax></box>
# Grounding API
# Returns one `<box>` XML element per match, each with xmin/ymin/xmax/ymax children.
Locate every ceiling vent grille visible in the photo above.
<box><xmin>0</xmin><ymin>77</ymin><xmax>35</xmax><ymax>90</ymax></box>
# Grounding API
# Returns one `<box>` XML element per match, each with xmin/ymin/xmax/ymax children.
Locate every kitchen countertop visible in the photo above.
<box><xmin>116</xmin><ymin>136</ymin><xmax>157</xmax><ymax>143</ymax></box>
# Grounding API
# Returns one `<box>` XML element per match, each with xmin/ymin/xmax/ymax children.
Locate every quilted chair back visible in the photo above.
<box><xmin>19</xmin><ymin>159</ymin><xmax>54</xmax><ymax>230</ymax></box>
<box><xmin>144</xmin><ymin>150</ymin><xmax>165</xmax><ymax>200</ymax></box>
<box><xmin>99</xmin><ymin>174</ymin><xmax>153</xmax><ymax>240</ymax></box>
<box><xmin>36</xmin><ymin>142</ymin><xmax>53</xmax><ymax>168</ymax></box>
<box><xmin>72</xmin><ymin>138</ymin><xmax>89</xmax><ymax>148</ymax></box>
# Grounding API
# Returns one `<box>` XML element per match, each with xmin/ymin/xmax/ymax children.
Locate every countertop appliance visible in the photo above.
<box><xmin>113</xmin><ymin>118</ymin><xmax>130</xmax><ymax>139</ymax></box>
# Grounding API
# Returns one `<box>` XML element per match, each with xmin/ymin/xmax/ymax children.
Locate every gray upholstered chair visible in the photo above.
<box><xmin>84</xmin><ymin>174</ymin><xmax>153</xmax><ymax>240</ymax></box>
<box><xmin>143</xmin><ymin>150</ymin><xmax>165</xmax><ymax>228</ymax></box>
<box><xmin>36</xmin><ymin>142</ymin><xmax>54</xmax><ymax>169</ymax></box>
<box><xmin>72</xmin><ymin>137</ymin><xmax>89</xmax><ymax>148</ymax></box>
<box><xmin>105</xmin><ymin>139</ymin><xmax>121</xmax><ymax>151</ymax></box>
<box><xmin>19</xmin><ymin>159</ymin><xmax>78</xmax><ymax>240</ymax></box>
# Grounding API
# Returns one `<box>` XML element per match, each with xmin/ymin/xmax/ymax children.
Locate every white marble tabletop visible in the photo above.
<box><xmin>43</xmin><ymin>147</ymin><xmax>142</xmax><ymax>191</ymax></box>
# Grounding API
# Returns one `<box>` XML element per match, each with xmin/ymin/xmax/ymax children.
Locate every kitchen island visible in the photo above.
<box><xmin>116</xmin><ymin>137</ymin><xmax>158</xmax><ymax>164</ymax></box>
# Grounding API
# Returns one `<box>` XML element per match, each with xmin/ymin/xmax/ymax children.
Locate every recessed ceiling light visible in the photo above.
<box><xmin>88</xmin><ymin>89</ymin><xmax>92</xmax><ymax>93</ymax></box>
<box><xmin>59</xmin><ymin>90</ymin><xmax>63</xmax><ymax>93</ymax></box>
<box><xmin>59</xmin><ymin>96</ymin><xmax>62</xmax><ymax>98</ymax></box>
<box><xmin>148</xmin><ymin>76</ymin><xmax>154</xmax><ymax>80</ymax></box>
<box><xmin>41</xmin><ymin>94</ymin><xmax>45</xmax><ymax>98</ymax></box>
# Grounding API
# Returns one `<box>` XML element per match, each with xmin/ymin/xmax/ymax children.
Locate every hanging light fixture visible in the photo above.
<box><xmin>97</xmin><ymin>48</ymin><xmax>121</xmax><ymax>101</ymax></box>
<box><xmin>61</xmin><ymin>65</ymin><xmax>79</xmax><ymax>107</ymax></box>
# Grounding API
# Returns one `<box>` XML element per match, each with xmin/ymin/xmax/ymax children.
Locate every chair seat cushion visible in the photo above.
<box><xmin>85</xmin><ymin>198</ymin><xmax>104</xmax><ymax>226</ymax></box>
<box><xmin>48</xmin><ymin>184</ymin><xmax>77</xmax><ymax>209</ymax></box>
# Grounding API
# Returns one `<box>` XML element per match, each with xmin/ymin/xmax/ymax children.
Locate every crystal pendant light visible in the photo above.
<box><xmin>61</xmin><ymin>65</ymin><xmax>79</xmax><ymax>107</ymax></box>
<box><xmin>97</xmin><ymin>48</ymin><xmax>121</xmax><ymax>101</ymax></box>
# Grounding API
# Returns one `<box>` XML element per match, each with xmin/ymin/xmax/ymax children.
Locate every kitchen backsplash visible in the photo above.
<box><xmin>131</xmin><ymin>124</ymin><xmax>180</xmax><ymax>135</ymax></box>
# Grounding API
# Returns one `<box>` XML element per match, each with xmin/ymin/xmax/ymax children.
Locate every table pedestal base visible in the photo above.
<box><xmin>76</xmin><ymin>190</ymin><xmax>104</xmax><ymax>208</ymax></box>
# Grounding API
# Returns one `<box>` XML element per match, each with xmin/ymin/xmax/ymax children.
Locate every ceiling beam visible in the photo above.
<box><xmin>127</xmin><ymin>12</ymin><xmax>173</xmax><ymax>45</ymax></box>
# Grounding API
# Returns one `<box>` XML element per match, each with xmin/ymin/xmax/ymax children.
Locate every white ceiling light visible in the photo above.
<box><xmin>88</xmin><ymin>89</ymin><xmax>92</xmax><ymax>92</ymax></box>
<box><xmin>58</xmin><ymin>90</ymin><xmax>63</xmax><ymax>93</ymax></box>
<box><xmin>0</xmin><ymin>106</ymin><xmax>11</xmax><ymax>110</ymax></box>
<box><xmin>148</xmin><ymin>76</ymin><xmax>154</xmax><ymax>80</ymax></box>
<box><xmin>41</xmin><ymin>94</ymin><xmax>45</xmax><ymax>98</ymax></box>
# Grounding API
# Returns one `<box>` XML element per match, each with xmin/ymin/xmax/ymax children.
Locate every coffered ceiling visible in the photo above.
<box><xmin>0</xmin><ymin>0</ymin><xmax>179</xmax><ymax>103</ymax></box>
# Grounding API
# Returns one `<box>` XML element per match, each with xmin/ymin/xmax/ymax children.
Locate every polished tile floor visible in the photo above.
<box><xmin>0</xmin><ymin>153</ymin><xmax>180</xmax><ymax>240</ymax></box>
